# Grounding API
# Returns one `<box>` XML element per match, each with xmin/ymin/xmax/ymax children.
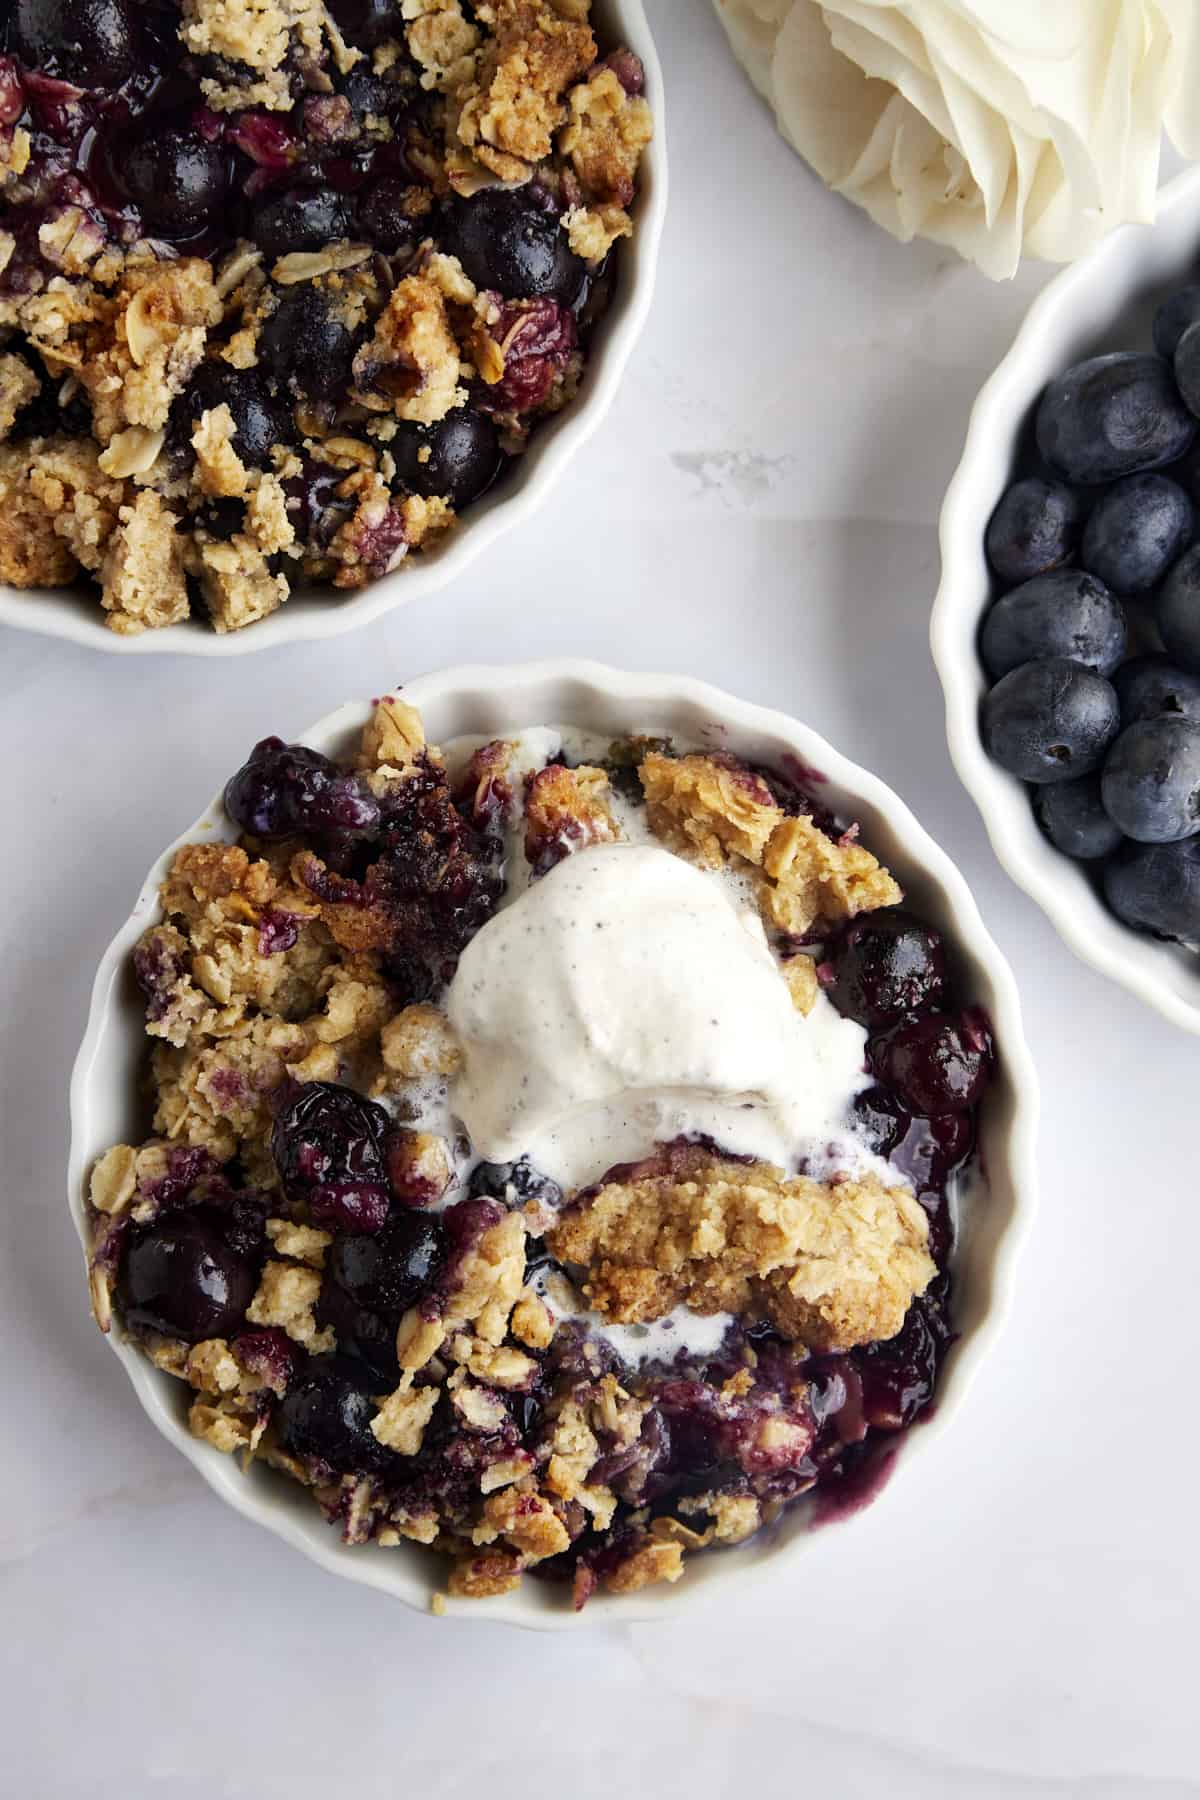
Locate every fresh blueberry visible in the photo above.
<box><xmin>868</xmin><ymin>1011</ymin><xmax>993</xmax><ymax>1115</ymax></box>
<box><xmin>985</xmin><ymin>477</ymin><xmax>1085</xmax><ymax>584</ymax></box>
<box><xmin>272</xmin><ymin>1082</ymin><xmax>393</xmax><ymax>1233</ymax></box>
<box><xmin>113</xmin><ymin>118</ymin><xmax>227</xmax><ymax>238</ymax></box>
<box><xmin>1175</xmin><ymin>320</ymin><xmax>1200</xmax><ymax>420</ymax></box>
<box><xmin>1104</xmin><ymin>836</ymin><xmax>1200</xmax><ymax>939</ymax></box>
<box><xmin>391</xmin><ymin>409</ymin><xmax>504</xmax><ymax>509</ymax></box>
<box><xmin>1033</xmin><ymin>773</ymin><xmax>1124</xmax><ymax>860</ymax></box>
<box><xmin>275</xmin><ymin>1356</ymin><xmax>387</xmax><ymax>1471</ymax></box>
<box><xmin>1156</xmin><ymin>543</ymin><xmax>1200</xmax><ymax>674</ymax></box>
<box><xmin>357</xmin><ymin>175</ymin><xmax>420</xmax><ymax>254</ymax></box>
<box><xmin>828</xmin><ymin>911</ymin><xmax>945</xmax><ymax>1027</ymax></box>
<box><xmin>251</xmin><ymin>185</ymin><xmax>353</xmax><ymax>259</ymax></box>
<box><xmin>1079</xmin><ymin>473</ymin><xmax>1193</xmax><ymax>593</ymax></box>
<box><xmin>447</xmin><ymin>189</ymin><xmax>585</xmax><ymax>301</ymax></box>
<box><xmin>982</xmin><ymin>657</ymin><xmax>1121</xmax><ymax>783</ymax></box>
<box><xmin>1101</xmin><ymin>719</ymin><xmax>1200</xmax><ymax>842</ymax></box>
<box><xmin>1154</xmin><ymin>286</ymin><xmax>1200</xmax><ymax>359</ymax></box>
<box><xmin>12</xmin><ymin>0</ymin><xmax>137</xmax><ymax>88</ymax></box>
<box><xmin>1113</xmin><ymin>655</ymin><xmax>1200</xmax><ymax>725</ymax></box>
<box><xmin>259</xmin><ymin>287</ymin><xmax>357</xmax><ymax>400</ymax></box>
<box><xmin>980</xmin><ymin>569</ymin><xmax>1125</xmax><ymax>680</ymax></box>
<box><xmin>120</xmin><ymin>1209</ymin><xmax>258</xmax><ymax>1343</ymax></box>
<box><xmin>1035</xmin><ymin>353</ymin><xmax>1196</xmax><ymax>484</ymax></box>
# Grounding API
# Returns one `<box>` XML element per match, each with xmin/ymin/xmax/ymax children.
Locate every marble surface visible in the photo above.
<box><xmin>2</xmin><ymin>8</ymin><xmax>1196</xmax><ymax>1796</ymax></box>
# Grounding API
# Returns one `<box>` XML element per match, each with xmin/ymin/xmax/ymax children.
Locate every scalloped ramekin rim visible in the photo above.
<box><xmin>0</xmin><ymin>0</ymin><xmax>666</xmax><ymax>659</ymax></box>
<box><xmin>933</xmin><ymin>165</ymin><xmax>1200</xmax><ymax>1037</ymax></box>
<box><xmin>69</xmin><ymin>659</ymin><xmax>1039</xmax><ymax>1628</ymax></box>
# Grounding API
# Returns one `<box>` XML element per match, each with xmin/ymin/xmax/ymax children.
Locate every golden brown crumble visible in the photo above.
<box><xmin>781</xmin><ymin>953</ymin><xmax>820</xmax><ymax>1016</ymax></box>
<box><xmin>378</xmin><ymin>1003</ymin><xmax>462</xmax><ymax>1079</ymax></box>
<box><xmin>351</xmin><ymin>274</ymin><xmax>467</xmax><ymax>425</ymax></box>
<box><xmin>371</xmin><ymin>1384</ymin><xmax>440</xmax><ymax>1454</ymax></box>
<box><xmin>246</xmin><ymin>1259</ymin><xmax>335</xmax><ymax>1351</ymax></box>
<box><xmin>603</xmin><ymin>1540</ymin><xmax>684</xmax><ymax>1594</ymax></box>
<box><xmin>523</xmin><ymin>763</ymin><xmax>619</xmax><ymax>868</ymax></box>
<box><xmin>547</xmin><ymin>1145</ymin><xmax>935</xmax><ymax>1353</ymax></box>
<box><xmin>0</xmin><ymin>353</ymin><xmax>39</xmax><ymax>440</ymax></box>
<box><xmin>454</xmin><ymin>0</ymin><xmax>595</xmax><ymax>182</ymax></box>
<box><xmin>559</xmin><ymin>66</ymin><xmax>653</xmax><ymax>207</ymax></box>
<box><xmin>100</xmin><ymin>492</ymin><xmax>189</xmax><ymax>636</ymax></box>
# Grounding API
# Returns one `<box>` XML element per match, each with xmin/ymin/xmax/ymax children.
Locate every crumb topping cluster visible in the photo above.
<box><xmin>86</xmin><ymin>699</ymin><xmax>991</xmax><ymax>1606</ymax></box>
<box><xmin>0</xmin><ymin>0</ymin><xmax>651</xmax><ymax>631</ymax></box>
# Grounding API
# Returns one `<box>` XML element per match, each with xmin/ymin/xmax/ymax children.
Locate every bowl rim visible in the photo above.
<box><xmin>0</xmin><ymin>0</ymin><xmax>667</xmax><ymax>659</ymax></box>
<box><xmin>68</xmin><ymin>658</ymin><xmax>1040</xmax><ymax>1628</ymax></box>
<box><xmin>932</xmin><ymin>164</ymin><xmax>1200</xmax><ymax>1036</ymax></box>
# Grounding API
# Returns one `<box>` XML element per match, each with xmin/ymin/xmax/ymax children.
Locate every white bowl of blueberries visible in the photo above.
<box><xmin>935</xmin><ymin>166</ymin><xmax>1200</xmax><ymax>1033</ymax></box>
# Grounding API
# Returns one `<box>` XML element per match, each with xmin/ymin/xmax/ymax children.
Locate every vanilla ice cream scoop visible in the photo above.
<box><xmin>446</xmin><ymin>843</ymin><xmax>867</xmax><ymax>1175</ymax></box>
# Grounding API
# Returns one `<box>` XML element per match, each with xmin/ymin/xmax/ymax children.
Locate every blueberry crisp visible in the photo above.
<box><xmin>87</xmin><ymin>699</ymin><xmax>995</xmax><ymax>1605</ymax></box>
<box><xmin>0</xmin><ymin>2</ymin><xmax>652</xmax><ymax>632</ymax></box>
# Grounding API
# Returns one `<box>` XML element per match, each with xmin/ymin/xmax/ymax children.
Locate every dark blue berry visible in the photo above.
<box><xmin>985</xmin><ymin>477</ymin><xmax>1084</xmax><ymax>584</ymax></box>
<box><xmin>1033</xmin><ymin>773</ymin><xmax>1124</xmax><ymax>860</ymax></box>
<box><xmin>1035</xmin><ymin>353</ymin><xmax>1196</xmax><ymax>484</ymax></box>
<box><xmin>175</xmin><ymin>363</ymin><xmax>293</xmax><ymax>469</ymax></box>
<box><xmin>1103</xmin><ymin>836</ymin><xmax>1200</xmax><ymax>939</ymax></box>
<box><xmin>1153</xmin><ymin>286</ymin><xmax>1200</xmax><ymax>359</ymax></box>
<box><xmin>447</xmin><ymin>189</ymin><xmax>584</xmax><ymax>301</ymax></box>
<box><xmin>1156</xmin><ymin>543</ymin><xmax>1200</xmax><ymax>674</ymax></box>
<box><xmin>848</xmin><ymin>1085</ymin><xmax>907</xmax><ymax>1159</ymax></box>
<box><xmin>259</xmin><ymin>287</ymin><xmax>356</xmax><ymax>400</ymax></box>
<box><xmin>357</xmin><ymin>175</ymin><xmax>420</xmax><ymax>253</ymax></box>
<box><xmin>272</xmin><ymin>1082</ymin><xmax>392</xmax><ymax>1233</ymax></box>
<box><xmin>982</xmin><ymin>657</ymin><xmax>1121</xmax><ymax>783</ymax></box>
<box><xmin>225</xmin><ymin>736</ymin><xmax>380</xmax><ymax>839</ymax></box>
<box><xmin>120</xmin><ymin>1210</ymin><xmax>257</xmax><ymax>1343</ymax></box>
<box><xmin>828</xmin><ymin>911</ymin><xmax>945</xmax><ymax>1027</ymax></box>
<box><xmin>1079</xmin><ymin>473</ymin><xmax>1193</xmax><ymax>593</ymax></box>
<box><xmin>12</xmin><ymin>0</ymin><xmax>137</xmax><ymax>87</ymax></box>
<box><xmin>868</xmin><ymin>1011</ymin><xmax>993</xmax><ymax>1115</ymax></box>
<box><xmin>980</xmin><ymin>569</ymin><xmax>1125</xmax><ymax>680</ymax></box>
<box><xmin>252</xmin><ymin>186</ymin><xmax>353</xmax><ymax>259</ymax></box>
<box><xmin>467</xmin><ymin>1157</ymin><xmax>563</xmax><ymax>1208</ymax></box>
<box><xmin>1101</xmin><ymin>719</ymin><xmax>1200</xmax><ymax>843</ymax></box>
<box><xmin>1113</xmin><ymin>655</ymin><xmax>1200</xmax><ymax>725</ymax></box>
<box><xmin>114</xmin><ymin>119</ymin><xmax>227</xmax><ymax>238</ymax></box>
<box><xmin>326</xmin><ymin>0</ymin><xmax>404</xmax><ymax>48</ymax></box>
<box><xmin>275</xmin><ymin>1356</ymin><xmax>387</xmax><ymax>1471</ymax></box>
<box><xmin>327</xmin><ymin>1210</ymin><xmax>446</xmax><ymax>1318</ymax></box>
<box><xmin>392</xmin><ymin>409</ymin><xmax>503</xmax><ymax>509</ymax></box>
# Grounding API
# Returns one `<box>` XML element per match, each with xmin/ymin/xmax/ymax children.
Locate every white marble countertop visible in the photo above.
<box><xmin>3</xmin><ymin>8</ymin><xmax>1196</xmax><ymax>1796</ymax></box>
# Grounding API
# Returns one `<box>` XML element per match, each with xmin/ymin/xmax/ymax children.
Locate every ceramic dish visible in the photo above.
<box><xmin>934</xmin><ymin>165</ymin><xmax>1200</xmax><ymax>1035</ymax></box>
<box><xmin>69</xmin><ymin>660</ymin><xmax>1038</xmax><ymax>1625</ymax></box>
<box><xmin>0</xmin><ymin>0</ymin><xmax>666</xmax><ymax>658</ymax></box>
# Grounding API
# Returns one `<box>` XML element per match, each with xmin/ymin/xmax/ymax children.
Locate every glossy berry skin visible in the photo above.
<box><xmin>275</xmin><ymin>1356</ymin><xmax>388</xmax><ymax>1471</ymax></box>
<box><xmin>224</xmin><ymin>736</ymin><xmax>380</xmax><ymax>839</ymax></box>
<box><xmin>1079</xmin><ymin>473</ymin><xmax>1194</xmax><ymax>594</ymax></box>
<box><xmin>251</xmin><ymin>186</ymin><xmax>353</xmax><ymax>259</ymax></box>
<box><xmin>1153</xmin><ymin>286</ymin><xmax>1200</xmax><ymax>359</ymax></box>
<box><xmin>259</xmin><ymin>288</ymin><xmax>356</xmax><ymax>400</ymax></box>
<box><xmin>1101</xmin><ymin>719</ymin><xmax>1200</xmax><ymax>843</ymax></box>
<box><xmin>115</xmin><ymin>120</ymin><xmax>227</xmax><ymax>238</ymax></box>
<box><xmin>1104</xmin><ymin>836</ymin><xmax>1200</xmax><ymax>939</ymax></box>
<box><xmin>1113</xmin><ymin>655</ymin><xmax>1200</xmax><ymax>726</ymax></box>
<box><xmin>12</xmin><ymin>0</ymin><xmax>137</xmax><ymax>87</ymax></box>
<box><xmin>869</xmin><ymin>1011</ymin><xmax>993</xmax><ymax>1116</ymax></box>
<box><xmin>1155</xmin><ymin>544</ymin><xmax>1200</xmax><ymax>675</ymax></box>
<box><xmin>847</xmin><ymin>1085</ymin><xmax>907</xmax><ymax>1160</ymax></box>
<box><xmin>327</xmin><ymin>1210</ymin><xmax>446</xmax><ymax>1318</ymax></box>
<box><xmin>468</xmin><ymin>1157</ymin><xmax>563</xmax><ymax>1208</ymax></box>
<box><xmin>982</xmin><ymin>658</ymin><xmax>1120</xmax><ymax>784</ymax></box>
<box><xmin>1033</xmin><ymin>773</ymin><xmax>1124</xmax><ymax>861</ymax></box>
<box><xmin>272</xmin><ymin>1082</ymin><xmax>393</xmax><ymax>1233</ymax></box>
<box><xmin>1035</xmin><ymin>353</ymin><xmax>1196</xmax><ymax>484</ymax></box>
<box><xmin>176</xmin><ymin>363</ymin><xmax>292</xmax><ymax>469</ymax></box>
<box><xmin>985</xmin><ymin>477</ymin><xmax>1085</xmax><ymax>585</ymax></box>
<box><xmin>391</xmin><ymin>410</ymin><xmax>503</xmax><ymax>509</ymax></box>
<box><xmin>828</xmin><ymin>911</ymin><xmax>945</xmax><ymax>1028</ymax></box>
<box><xmin>447</xmin><ymin>189</ymin><xmax>585</xmax><ymax>301</ymax></box>
<box><xmin>357</xmin><ymin>176</ymin><xmax>420</xmax><ymax>253</ymax></box>
<box><xmin>980</xmin><ymin>570</ymin><xmax>1125</xmax><ymax>680</ymax></box>
<box><xmin>326</xmin><ymin>0</ymin><xmax>404</xmax><ymax>48</ymax></box>
<box><xmin>120</xmin><ymin>1210</ymin><xmax>257</xmax><ymax>1343</ymax></box>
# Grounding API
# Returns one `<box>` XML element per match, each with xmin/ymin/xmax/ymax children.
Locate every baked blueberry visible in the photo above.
<box><xmin>391</xmin><ymin>410</ymin><xmax>504</xmax><ymax>509</ymax></box>
<box><xmin>357</xmin><ymin>176</ymin><xmax>420</xmax><ymax>254</ymax></box>
<box><xmin>447</xmin><ymin>189</ymin><xmax>585</xmax><ymax>301</ymax></box>
<box><xmin>120</xmin><ymin>1209</ymin><xmax>258</xmax><ymax>1343</ymax></box>
<box><xmin>1101</xmin><ymin>719</ymin><xmax>1200</xmax><ymax>842</ymax></box>
<box><xmin>1156</xmin><ymin>544</ymin><xmax>1200</xmax><ymax>674</ymax></box>
<box><xmin>985</xmin><ymin>477</ymin><xmax>1084</xmax><ymax>585</ymax></box>
<box><xmin>326</xmin><ymin>0</ymin><xmax>404</xmax><ymax>48</ymax></box>
<box><xmin>981</xmin><ymin>657</ymin><xmax>1120</xmax><ymax>783</ymax></box>
<box><xmin>1035</xmin><ymin>353</ymin><xmax>1196</xmax><ymax>484</ymax></box>
<box><xmin>827</xmin><ymin>911</ymin><xmax>945</xmax><ymax>1027</ymax></box>
<box><xmin>1153</xmin><ymin>285</ymin><xmax>1200</xmax><ymax>359</ymax></box>
<box><xmin>259</xmin><ymin>287</ymin><xmax>357</xmax><ymax>400</ymax></box>
<box><xmin>467</xmin><ymin>1157</ymin><xmax>563</xmax><ymax>1207</ymax></box>
<box><xmin>275</xmin><ymin>1356</ymin><xmax>388</xmax><ymax>1471</ymax></box>
<box><xmin>327</xmin><ymin>1210</ymin><xmax>446</xmax><ymax>1318</ymax></box>
<box><xmin>225</xmin><ymin>735</ymin><xmax>380</xmax><ymax>839</ymax></box>
<box><xmin>1079</xmin><ymin>473</ymin><xmax>1193</xmax><ymax>594</ymax></box>
<box><xmin>1104</xmin><ymin>836</ymin><xmax>1200</xmax><ymax>939</ymax></box>
<box><xmin>174</xmin><ymin>363</ymin><xmax>293</xmax><ymax>469</ymax></box>
<box><xmin>1113</xmin><ymin>655</ymin><xmax>1200</xmax><ymax>726</ymax></box>
<box><xmin>114</xmin><ymin>118</ymin><xmax>227</xmax><ymax>238</ymax></box>
<box><xmin>1033</xmin><ymin>773</ymin><xmax>1124</xmax><ymax>860</ymax></box>
<box><xmin>11</xmin><ymin>0</ymin><xmax>137</xmax><ymax>88</ymax></box>
<box><xmin>251</xmin><ymin>185</ymin><xmax>354</xmax><ymax>259</ymax></box>
<box><xmin>980</xmin><ymin>570</ymin><xmax>1125</xmax><ymax>680</ymax></box>
<box><xmin>272</xmin><ymin>1082</ymin><xmax>392</xmax><ymax>1233</ymax></box>
<box><xmin>869</xmin><ymin>1011</ymin><xmax>993</xmax><ymax>1116</ymax></box>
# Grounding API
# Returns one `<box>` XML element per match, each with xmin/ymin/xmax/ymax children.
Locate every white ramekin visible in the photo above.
<box><xmin>0</xmin><ymin>0</ymin><xmax>666</xmax><ymax>657</ymax></box>
<box><xmin>933</xmin><ymin>166</ymin><xmax>1200</xmax><ymax>1035</ymax></box>
<box><xmin>68</xmin><ymin>661</ymin><xmax>1039</xmax><ymax>1626</ymax></box>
